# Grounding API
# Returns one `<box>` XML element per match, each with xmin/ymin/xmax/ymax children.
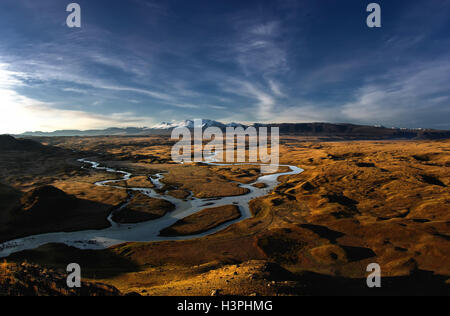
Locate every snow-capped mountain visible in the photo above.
<box><xmin>152</xmin><ymin>119</ymin><xmax>247</xmax><ymax>129</ymax></box>
<box><xmin>226</xmin><ymin>122</ymin><xmax>247</xmax><ymax>128</ymax></box>
<box><xmin>152</xmin><ymin>122</ymin><xmax>181</xmax><ymax>129</ymax></box>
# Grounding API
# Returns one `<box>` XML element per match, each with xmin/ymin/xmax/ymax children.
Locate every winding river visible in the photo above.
<box><xmin>0</xmin><ymin>156</ymin><xmax>303</xmax><ymax>258</ymax></box>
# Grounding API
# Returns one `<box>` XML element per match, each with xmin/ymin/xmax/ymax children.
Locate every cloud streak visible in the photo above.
<box><xmin>0</xmin><ymin>0</ymin><xmax>449</xmax><ymax>131</ymax></box>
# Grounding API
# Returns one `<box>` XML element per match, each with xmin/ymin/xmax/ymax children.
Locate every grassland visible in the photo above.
<box><xmin>160</xmin><ymin>205</ymin><xmax>241</xmax><ymax>237</ymax></box>
<box><xmin>1</xmin><ymin>135</ymin><xmax>449</xmax><ymax>295</ymax></box>
<box><xmin>112</xmin><ymin>193</ymin><xmax>175</xmax><ymax>224</ymax></box>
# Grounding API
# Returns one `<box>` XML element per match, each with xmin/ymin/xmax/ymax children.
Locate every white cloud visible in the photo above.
<box><xmin>341</xmin><ymin>57</ymin><xmax>450</xmax><ymax>126</ymax></box>
<box><xmin>232</xmin><ymin>19</ymin><xmax>288</xmax><ymax>76</ymax></box>
<box><xmin>250</xmin><ymin>21</ymin><xmax>280</xmax><ymax>36</ymax></box>
<box><xmin>222</xmin><ymin>79</ymin><xmax>276</xmax><ymax>120</ymax></box>
<box><xmin>0</xmin><ymin>63</ymin><xmax>30</xmax><ymax>87</ymax></box>
<box><xmin>0</xmin><ymin>88</ymin><xmax>155</xmax><ymax>134</ymax></box>
<box><xmin>268</xmin><ymin>79</ymin><xmax>285</xmax><ymax>97</ymax></box>
<box><xmin>0</xmin><ymin>61</ymin><xmax>160</xmax><ymax>133</ymax></box>
<box><xmin>62</xmin><ymin>88</ymin><xmax>88</xmax><ymax>94</ymax></box>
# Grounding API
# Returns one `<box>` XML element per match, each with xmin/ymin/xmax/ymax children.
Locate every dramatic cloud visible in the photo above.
<box><xmin>0</xmin><ymin>0</ymin><xmax>448</xmax><ymax>132</ymax></box>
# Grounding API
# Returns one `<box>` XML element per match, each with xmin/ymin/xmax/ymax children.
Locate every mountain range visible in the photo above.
<box><xmin>152</xmin><ymin>119</ymin><xmax>246</xmax><ymax>129</ymax></box>
<box><xmin>13</xmin><ymin>120</ymin><xmax>450</xmax><ymax>139</ymax></box>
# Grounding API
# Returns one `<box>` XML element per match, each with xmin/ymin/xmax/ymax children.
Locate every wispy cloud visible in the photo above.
<box><xmin>341</xmin><ymin>57</ymin><xmax>450</xmax><ymax>127</ymax></box>
<box><xmin>232</xmin><ymin>18</ymin><xmax>288</xmax><ymax>76</ymax></box>
<box><xmin>0</xmin><ymin>63</ymin><xmax>30</xmax><ymax>87</ymax></box>
<box><xmin>0</xmin><ymin>61</ymin><xmax>156</xmax><ymax>133</ymax></box>
<box><xmin>62</xmin><ymin>87</ymin><xmax>88</xmax><ymax>94</ymax></box>
<box><xmin>268</xmin><ymin>79</ymin><xmax>285</xmax><ymax>97</ymax></box>
<box><xmin>219</xmin><ymin>79</ymin><xmax>275</xmax><ymax>120</ymax></box>
<box><xmin>0</xmin><ymin>88</ymin><xmax>155</xmax><ymax>134</ymax></box>
<box><xmin>0</xmin><ymin>0</ymin><xmax>449</xmax><ymax>131</ymax></box>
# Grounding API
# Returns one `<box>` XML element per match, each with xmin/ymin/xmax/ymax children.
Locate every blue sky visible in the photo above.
<box><xmin>0</xmin><ymin>0</ymin><xmax>449</xmax><ymax>133</ymax></box>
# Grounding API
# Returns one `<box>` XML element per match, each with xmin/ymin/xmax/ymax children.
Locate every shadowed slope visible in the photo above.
<box><xmin>0</xmin><ymin>185</ymin><xmax>114</xmax><ymax>243</ymax></box>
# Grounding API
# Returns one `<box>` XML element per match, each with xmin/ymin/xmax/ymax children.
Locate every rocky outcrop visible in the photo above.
<box><xmin>0</xmin><ymin>262</ymin><xmax>121</xmax><ymax>296</ymax></box>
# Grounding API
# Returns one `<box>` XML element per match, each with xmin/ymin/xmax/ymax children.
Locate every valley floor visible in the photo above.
<box><xmin>1</xmin><ymin>136</ymin><xmax>449</xmax><ymax>295</ymax></box>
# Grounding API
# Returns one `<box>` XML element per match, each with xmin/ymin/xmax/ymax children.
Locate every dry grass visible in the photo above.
<box><xmin>258</xmin><ymin>139</ymin><xmax>450</xmax><ymax>277</ymax></box>
<box><xmin>3</xmin><ymin>136</ymin><xmax>449</xmax><ymax>295</ymax></box>
<box><xmin>159</xmin><ymin>164</ymin><xmax>250</xmax><ymax>198</ymax></box>
<box><xmin>112</xmin><ymin>193</ymin><xmax>175</xmax><ymax>224</ymax></box>
<box><xmin>114</xmin><ymin>176</ymin><xmax>155</xmax><ymax>188</ymax></box>
<box><xmin>40</xmin><ymin>136</ymin><xmax>174</xmax><ymax>164</ymax></box>
<box><xmin>160</xmin><ymin>205</ymin><xmax>241</xmax><ymax>237</ymax></box>
<box><xmin>210</xmin><ymin>165</ymin><xmax>291</xmax><ymax>184</ymax></box>
<box><xmin>52</xmin><ymin>180</ymin><xmax>127</xmax><ymax>206</ymax></box>
<box><xmin>0</xmin><ymin>261</ymin><xmax>121</xmax><ymax>296</ymax></box>
<box><xmin>98</xmin><ymin>139</ymin><xmax>449</xmax><ymax>294</ymax></box>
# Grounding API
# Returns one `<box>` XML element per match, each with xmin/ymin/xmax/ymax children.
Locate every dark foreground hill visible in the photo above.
<box><xmin>0</xmin><ymin>135</ymin><xmax>71</xmax><ymax>155</ymax></box>
<box><xmin>19</xmin><ymin>185</ymin><xmax>78</xmax><ymax>215</ymax></box>
<box><xmin>0</xmin><ymin>184</ymin><xmax>113</xmax><ymax>243</ymax></box>
<box><xmin>0</xmin><ymin>135</ymin><xmax>48</xmax><ymax>151</ymax></box>
<box><xmin>0</xmin><ymin>262</ymin><xmax>121</xmax><ymax>296</ymax></box>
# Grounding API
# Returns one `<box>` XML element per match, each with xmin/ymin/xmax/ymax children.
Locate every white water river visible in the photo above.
<box><xmin>0</xmin><ymin>157</ymin><xmax>303</xmax><ymax>258</ymax></box>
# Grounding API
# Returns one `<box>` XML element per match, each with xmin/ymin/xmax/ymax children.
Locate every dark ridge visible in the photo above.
<box><xmin>254</xmin><ymin>123</ymin><xmax>450</xmax><ymax>140</ymax></box>
<box><xmin>412</xmin><ymin>155</ymin><xmax>430</xmax><ymax>162</ymax></box>
<box><xmin>411</xmin><ymin>218</ymin><xmax>430</xmax><ymax>223</ymax></box>
<box><xmin>299</xmin><ymin>224</ymin><xmax>345</xmax><ymax>244</ymax></box>
<box><xmin>356</xmin><ymin>162</ymin><xmax>376</xmax><ymax>168</ymax></box>
<box><xmin>0</xmin><ymin>135</ymin><xmax>46</xmax><ymax>151</ymax></box>
<box><xmin>341</xmin><ymin>246</ymin><xmax>376</xmax><ymax>262</ymax></box>
<box><xmin>419</xmin><ymin>174</ymin><xmax>446</xmax><ymax>187</ymax></box>
<box><xmin>0</xmin><ymin>261</ymin><xmax>122</xmax><ymax>296</ymax></box>
<box><xmin>433</xmin><ymin>233</ymin><xmax>450</xmax><ymax>241</ymax></box>
<box><xmin>293</xmin><ymin>269</ymin><xmax>449</xmax><ymax>295</ymax></box>
<box><xmin>323</xmin><ymin>194</ymin><xmax>359</xmax><ymax>215</ymax></box>
<box><xmin>7</xmin><ymin>243</ymin><xmax>141</xmax><ymax>279</ymax></box>
<box><xmin>18</xmin><ymin>185</ymin><xmax>78</xmax><ymax>215</ymax></box>
<box><xmin>260</xmin><ymin>262</ymin><xmax>296</xmax><ymax>281</ymax></box>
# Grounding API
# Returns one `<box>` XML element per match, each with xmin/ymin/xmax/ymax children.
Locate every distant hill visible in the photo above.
<box><xmin>253</xmin><ymin>123</ymin><xmax>450</xmax><ymax>140</ymax></box>
<box><xmin>16</xmin><ymin>120</ymin><xmax>246</xmax><ymax>137</ymax></box>
<box><xmin>15</xmin><ymin>121</ymin><xmax>450</xmax><ymax>139</ymax></box>
<box><xmin>16</xmin><ymin>127</ymin><xmax>157</xmax><ymax>137</ymax></box>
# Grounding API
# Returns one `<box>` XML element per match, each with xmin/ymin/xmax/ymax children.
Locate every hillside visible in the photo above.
<box><xmin>0</xmin><ymin>135</ymin><xmax>48</xmax><ymax>151</ymax></box>
<box><xmin>0</xmin><ymin>185</ymin><xmax>114</xmax><ymax>243</ymax></box>
<box><xmin>0</xmin><ymin>262</ymin><xmax>121</xmax><ymax>296</ymax></box>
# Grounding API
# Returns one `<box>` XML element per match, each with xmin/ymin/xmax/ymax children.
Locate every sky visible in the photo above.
<box><xmin>0</xmin><ymin>0</ymin><xmax>449</xmax><ymax>134</ymax></box>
